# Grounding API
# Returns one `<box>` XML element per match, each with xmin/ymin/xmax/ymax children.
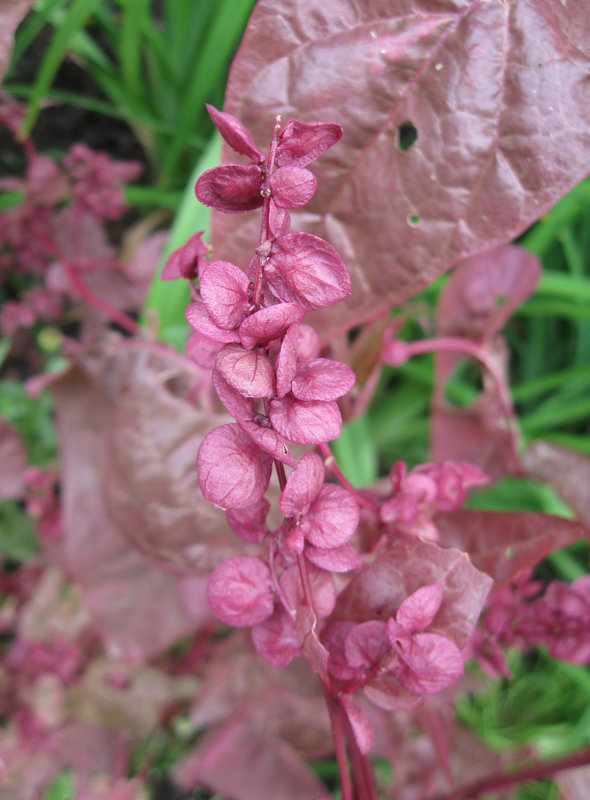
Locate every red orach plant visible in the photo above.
<box><xmin>2</xmin><ymin>1</ymin><xmax>590</xmax><ymax>797</ymax></box>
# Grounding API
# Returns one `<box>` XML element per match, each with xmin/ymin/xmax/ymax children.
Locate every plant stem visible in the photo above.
<box><xmin>253</xmin><ymin>115</ymin><xmax>281</xmax><ymax>308</ymax></box>
<box><xmin>66</xmin><ymin>265</ymin><xmax>140</xmax><ymax>335</ymax></box>
<box><xmin>428</xmin><ymin>745</ymin><xmax>590</xmax><ymax>800</ymax></box>
<box><xmin>322</xmin><ymin>682</ymin><xmax>354</xmax><ymax>800</ymax></box>
<box><xmin>318</xmin><ymin>442</ymin><xmax>378</xmax><ymax>510</ymax></box>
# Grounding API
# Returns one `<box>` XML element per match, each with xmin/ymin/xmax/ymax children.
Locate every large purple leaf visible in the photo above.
<box><xmin>104</xmin><ymin>371</ymin><xmax>242</xmax><ymax>572</ymax></box>
<box><xmin>334</xmin><ymin>538</ymin><xmax>492</xmax><ymax>649</ymax></box>
<box><xmin>436</xmin><ymin>245</ymin><xmax>541</xmax><ymax>345</ymax></box>
<box><xmin>213</xmin><ymin>0</ymin><xmax>590</xmax><ymax>339</ymax></box>
<box><xmin>521</xmin><ymin>441</ymin><xmax>590</xmax><ymax>526</ymax></box>
<box><xmin>174</xmin><ymin>719</ymin><xmax>327</xmax><ymax>800</ymax></box>
<box><xmin>436</xmin><ymin>509</ymin><xmax>588</xmax><ymax>587</ymax></box>
<box><xmin>51</xmin><ymin>346</ymin><xmax>211</xmax><ymax>661</ymax></box>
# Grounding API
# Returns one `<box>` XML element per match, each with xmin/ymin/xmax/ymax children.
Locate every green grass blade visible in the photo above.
<box><xmin>332</xmin><ymin>416</ymin><xmax>378</xmax><ymax>488</ymax></box>
<box><xmin>9</xmin><ymin>0</ymin><xmax>70</xmax><ymax>70</ymax></box>
<box><xmin>144</xmin><ymin>134</ymin><xmax>221</xmax><ymax>350</ymax></box>
<box><xmin>20</xmin><ymin>0</ymin><xmax>102</xmax><ymax>136</ymax></box>
<box><xmin>0</xmin><ymin>191</ymin><xmax>24</xmax><ymax>211</ymax></box>
<box><xmin>118</xmin><ymin>0</ymin><xmax>150</xmax><ymax>104</ymax></box>
<box><xmin>160</xmin><ymin>0</ymin><xmax>256</xmax><ymax>183</ymax></box>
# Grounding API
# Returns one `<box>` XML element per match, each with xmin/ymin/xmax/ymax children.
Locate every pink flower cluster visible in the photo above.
<box><xmin>471</xmin><ymin>571</ymin><xmax>590</xmax><ymax>678</ymax></box>
<box><xmin>380</xmin><ymin>460</ymin><xmax>488</xmax><ymax>541</ymax></box>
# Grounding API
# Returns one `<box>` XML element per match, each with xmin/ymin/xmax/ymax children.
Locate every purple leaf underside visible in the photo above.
<box><xmin>214</xmin><ymin>0</ymin><xmax>590</xmax><ymax>340</ymax></box>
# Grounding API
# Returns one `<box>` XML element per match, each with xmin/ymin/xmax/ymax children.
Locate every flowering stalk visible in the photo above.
<box><xmin>175</xmin><ymin>106</ymin><xmax>492</xmax><ymax>797</ymax></box>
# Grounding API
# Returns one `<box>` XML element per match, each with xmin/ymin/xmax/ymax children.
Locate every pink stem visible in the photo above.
<box><xmin>341</xmin><ymin>706</ymin><xmax>379</xmax><ymax>800</ymax></box>
<box><xmin>322</xmin><ymin>682</ymin><xmax>354</xmax><ymax>800</ymax></box>
<box><xmin>394</xmin><ymin>335</ymin><xmax>521</xmax><ymax>451</ymax></box>
<box><xmin>66</xmin><ymin>265</ymin><xmax>139</xmax><ymax>335</ymax></box>
<box><xmin>268</xmin><ymin>535</ymin><xmax>293</xmax><ymax>618</ymax></box>
<box><xmin>318</xmin><ymin>443</ymin><xmax>378</xmax><ymax>510</ymax></box>
<box><xmin>253</xmin><ymin>115</ymin><xmax>281</xmax><ymax>308</ymax></box>
<box><xmin>428</xmin><ymin>746</ymin><xmax>590</xmax><ymax>800</ymax></box>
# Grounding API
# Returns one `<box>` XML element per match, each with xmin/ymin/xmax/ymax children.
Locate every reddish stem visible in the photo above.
<box><xmin>318</xmin><ymin>443</ymin><xmax>378</xmax><ymax>510</ymax></box>
<box><xmin>253</xmin><ymin>115</ymin><xmax>281</xmax><ymax>308</ymax></box>
<box><xmin>428</xmin><ymin>745</ymin><xmax>590</xmax><ymax>800</ymax></box>
<box><xmin>394</xmin><ymin>335</ymin><xmax>521</xmax><ymax>451</ymax></box>
<box><xmin>322</xmin><ymin>682</ymin><xmax>354</xmax><ymax>800</ymax></box>
<box><xmin>340</xmin><ymin>705</ymin><xmax>379</xmax><ymax>800</ymax></box>
<box><xmin>65</xmin><ymin>264</ymin><xmax>140</xmax><ymax>335</ymax></box>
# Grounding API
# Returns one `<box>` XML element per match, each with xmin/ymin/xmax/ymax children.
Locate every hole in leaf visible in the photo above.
<box><xmin>398</xmin><ymin>121</ymin><xmax>418</xmax><ymax>152</ymax></box>
<box><xmin>407</xmin><ymin>214</ymin><xmax>420</xmax><ymax>226</ymax></box>
<box><xmin>495</xmin><ymin>295</ymin><xmax>507</xmax><ymax>308</ymax></box>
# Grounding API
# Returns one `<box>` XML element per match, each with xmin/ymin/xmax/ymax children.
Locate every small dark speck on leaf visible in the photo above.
<box><xmin>495</xmin><ymin>295</ymin><xmax>507</xmax><ymax>307</ymax></box>
<box><xmin>398</xmin><ymin>121</ymin><xmax>418</xmax><ymax>152</ymax></box>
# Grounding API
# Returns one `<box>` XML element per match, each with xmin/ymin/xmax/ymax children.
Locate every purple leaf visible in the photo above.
<box><xmin>161</xmin><ymin>231</ymin><xmax>208</xmax><ymax>281</ymax></box>
<box><xmin>521</xmin><ymin>441</ymin><xmax>590</xmax><ymax>526</ymax></box>
<box><xmin>300</xmin><ymin>484</ymin><xmax>360</xmax><ymax>549</ymax></box>
<box><xmin>275</xmin><ymin>323</ymin><xmax>299</xmax><ymax>397</ymax></box>
<box><xmin>276</xmin><ymin>120</ymin><xmax>343</xmax><ymax>168</ymax></box>
<box><xmin>270</xmin><ymin>166</ymin><xmax>317</xmax><ymax>209</ymax></box>
<box><xmin>237</xmin><ymin>419</ymin><xmax>297</xmax><ymax>467</ymax></box>
<box><xmin>265</xmin><ymin>232</ymin><xmax>351</xmax><ymax>312</ymax></box>
<box><xmin>340</xmin><ymin>695</ymin><xmax>374</xmax><ymax>755</ymax></box>
<box><xmin>212</xmin><ymin>370</ymin><xmax>256</xmax><ymax>421</ymax></box>
<box><xmin>207</xmin><ymin>556</ymin><xmax>274</xmax><ymax>627</ymax></box>
<box><xmin>186</xmin><ymin>330</ymin><xmax>223</xmax><ymax>369</ymax></box>
<box><xmin>297</xmin><ymin>324</ymin><xmax>320</xmax><ymax>361</ymax></box>
<box><xmin>279</xmin><ymin>452</ymin><xmax>325</xmax><ymax>519</ymax></box>
<box><xmin>323</xmin><ymin>620</ymin><xmax>359</xmax><ymax>680</ymax></box>
<box><xmin>195</xmin><ymin>163</ymin><xmax>263</xmax><ymax>214</ymax></box>
<box><xmin>291</xmin><ymin>357</ymin><xmax>355</xmax><ymax>402</ymax></box>
<box><xmin>104</xmin><ymin>370</ymin><xmax>243</xmax><ymax>572</ymax></box>
<box><xmin>252</xmin><ymin>607</ymin><xmax>300</xmax><ymax>667</ymax></box>
<box><xmin>396</xmin><ymin>583</ymin><xmax>444</xmax><ymax>634</ymax></box>
<box><xmin>0</xmin><ymin>418</ymin><xmax>27</xmax><ymax>499</ymax></box>
<box><xmin>200</xmin><ymin>260</ymin><xmax>250</xmax><ymax>331</ymax></box>
<box><xmin>239</xmin><ymin>303</ymin><xmax>306</xmax><ymax>350</ymax></box>
<box><xmin>269</xmin><ymin>395</ymin><xmax>342</xmax><ymax>445</ymax></box>
<box><xmin>186</xmin><ymin>301</ymin><xmax>241</xmax><ymax>344</ymax></box>
<box><xmin>388</xmin><ymin>630</ymin><xmax>464</xmax><ymax>695</ymax></box>
<box><xmin>436</xmin><ymin>509</ymin><xmax>588</xmax><ymax>588</ymax></box>
<box><xmin>344</xmin><ymin>620</ymin><xmax>389</xmax><ymax>671</ymax></box>
<box><xmin>305</xmin><ymin>542</ymin><xmax>361</xmax><ymax>573</ymax></box>
<box><xmin>215</xmin><ymin>0</ymin><xmax>590</xmax><ymax>339</ymax></box>
<box><xmin>281</xmin><ymin>563</ymin><xmax>336</xmax><ymax>619</ymax></box>
<box><xmin>197</xmin><ymin>423</ymin><xmax>272</xmax><ymax>509</ymax></box>
<box><xmin>268</xmin><ymin>201</ymin><xmax>291</xmax><ymax>237</ymax></box>
<box><xmin>363</xmin><ymin>673</ymin><xmax>420</xmax><ymax>712</ymax></box>
<box><xmin>51</xmin><ymin>353</ymin><xmax>203</xmax><ymax>661</ymax></box>
<box><xmin>174</xmin><ymin>718</ymin><xmax>326</xmax><ymax>800</ymax></box>
<box><xmin>436</xmin><ymin>245</ymin><xmax>542</xmax><ymax>343</ymax></box>
<box><xmin>206</xmin><ymin>104</ymin><xmax>265</xmax><ymax>163</ymax></box>
<box><xmin>215</xmin><ymin>344</ymin><xmax>276</xmax><ymax>397</ymax></box>
<box><xmin>226</xmin><ymin>498</ymin><xmax>270</xmax><ymax>544</ymax></box>
<box><xmin>334</xmin><ymin>539</ymin><xmax>492</xmax><ymax>649</ymax></box>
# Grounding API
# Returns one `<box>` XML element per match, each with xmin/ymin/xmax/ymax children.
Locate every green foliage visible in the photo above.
<box><xmin>0</xmin><ymin>381</ymin><xmax>56</xmax><ymax>465</ymax></box>
<box><xmin>6</xmin><ymin>0</ymin><xmax>257</xmax><ymax>189</ymax></box>
<box><xmin>0</xmin><ymin>499</ymin><xmax>39</xmax><ymax>561</ymax></box>
<box><xmin>41</xmin><ymin>770</ymin><xmax>74</xmax><ymax>800</ymax></box>
<box><xmin>144</xmin><ymin>133</ymin><xmax>220</xmax><ymax>350</ymax></box>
